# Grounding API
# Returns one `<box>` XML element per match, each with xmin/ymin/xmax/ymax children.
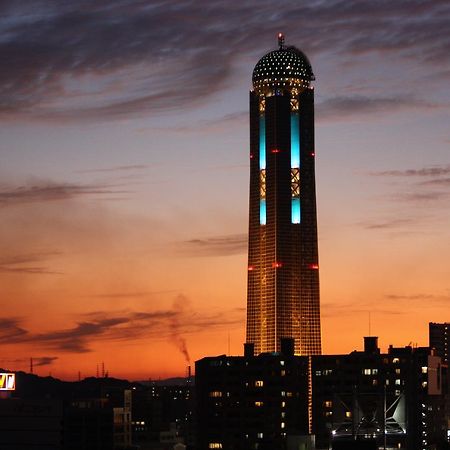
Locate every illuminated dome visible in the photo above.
<box><xmin>252</xmin><ymin>34</ymin><xmax>314</xmax><ymax>96</ymax></box>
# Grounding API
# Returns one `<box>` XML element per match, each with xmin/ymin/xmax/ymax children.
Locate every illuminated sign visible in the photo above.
<box><xmin>0</xmin><ymin>373</ymin><xmax>15</xmax><ymax>391</ymax></box>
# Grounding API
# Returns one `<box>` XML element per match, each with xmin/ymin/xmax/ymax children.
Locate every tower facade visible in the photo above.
<box><xmin>246</xmin><ymin>34</ymin><xmax>321</xmax><ymax>356</ymax></box>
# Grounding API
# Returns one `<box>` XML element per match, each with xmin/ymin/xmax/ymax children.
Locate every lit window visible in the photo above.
<box><xmin>345</xmin><ymin>411</ymin><xmax>352</xmax><ymax>418</ymax></box>
<box><xmin>393</xmin><ymin>358</ymin><xmax>400</xmax><ymax>364</ymax></box>
<box><xmin>395</xmin><ymin>379</ymin><xmax>401</xmax><ymax>386</ymax></box>
<box><xmin>209</xmin><ymin>443</ymin><xmax>222</xmax><ymax>449</ymax></box>
<box><xmin>422</xmin><ymin>381</ymin><xmax>428</xmax><ymax>388</ymax></box>
<box><xmin>363</xmin><ymin>369</ymin><xmax>372</xmax><ymax>375</ymax></box>
<box><xmin>422</xmin><ymin>366</ymin><xmax>428</xmax><ymax>374</ymax></box>
<box><xmin>209</xmin><ymin>391</ymin><xmax>222</xmax><ymax>398</ymax></box>
<box><xmin>281</xmin><ymin>422</ymin><xmax>285</xmax><ymax>429</ymax></box>
<box><xmin>324</xmin><ymin>400</ymin><xmax>332</xmax><ymax>408</ymax></box>
<box><xmin>257</xmin><ymin>433</ymin><xmax>264</xmax><ymax>439</ymax></box>
<box><xmin>395</xmin><ymin>368</ymin><xmax>401</xmax><ymax>374</ymax></box>
<box><xmin>255</xmin><ymin>380</ymin><xmax>264</xmax><ymax>387</ymax></box>
<box><xmin>255</xmin><ymin>401</ymin><xmax>264</xmax><ymax>407</ymax></box>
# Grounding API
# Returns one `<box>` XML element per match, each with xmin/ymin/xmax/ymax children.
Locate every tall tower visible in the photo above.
<box><xmin>246</xmin><ymin>34</ymin><xmax>321</xmax><ymax>356</ymax></box>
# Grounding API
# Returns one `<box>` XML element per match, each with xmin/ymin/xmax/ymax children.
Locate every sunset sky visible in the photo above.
<box><xmin>1</xmin><ymin>0</ymin><xmax>449</xmax><ymax>380</ymax></box>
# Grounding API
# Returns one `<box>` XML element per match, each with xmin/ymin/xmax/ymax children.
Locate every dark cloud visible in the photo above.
<box><xmin>419</xmin><ymin>177</ymin><xmax>450</xmax><ymax>187</ymax></box>
<box><xmin>0</xmin><ymin>318</ymin><xmax>28</xmax><ymax>340</ymax></box>
<box><xmin>321</xmin><ymin>302</ymin><xmax>404</xmax><ymax>318</ymax></box>
<box><xmin>371</xmin><ymin>165</ymin><xmax>450</xmax><ymax>177</ymax></box>
<box><xmin>76</xmin><ymin>165</ymin><xmax>150</xmax><ymax>174</ymax></box>
<box><xmin>181</xmin><ymin>233</ymin><xmax>247</xmax><ymax>256</ymax></box>
<box><xmin>0</xmin><ymin>180</ymin><xmax>132</xmax><ymax>207</ymax></box>
<box><xmin>359</xmin><ymin>218</ymin><xmax>416</xmax><ymax>230</ymax></box>
<box><xmin>33</xmin><ymin>356</ymin><xmax>58</xmax><ymax>367</ymax></box>
<box><xmin>0</xmin><ymin>356</ymin><xmax>58</xmax><ymax>368</ymax></box>
<box><xmin>317</xmin><ymin>95</ymin><xmax>441</xmax><ymax>121</ymax></box>
<box><xmin>154</xmin><ymin>111</ymin><xmax>248</xmax><ymax>133</ymax></box>
<box><xmin>0</xmin><ymin>251</ymin><xmax>62</xmax><ymax>275</ymax></box>
<box><xmin>391</xmin><ymin>191</ymin><xmax>449</xmax><ymax>203</ymax></box>
<box><xmin>385</xmin><ymin>293</ymin><xmax>449</xmax><ymax>302</ymax></box>
<box><xmin>1</xmin><ymin>0</ymin><xmax>449</xmax><ymax>121</ymax></box>
<box><xmin>0</xmin><ymin>303</ymin><xmax>245</xmax><ymax>353</ymax></box>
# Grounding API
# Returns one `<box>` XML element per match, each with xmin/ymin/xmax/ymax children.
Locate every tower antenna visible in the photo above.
<box><xmin>30</xmin><ymin>357</ymin><xmax>33</xmax><ymax>374</ymax></box>
<box><xmin>369</xmin><ymin>312</ymin><xmax>371</xmax><ymax>336</ymax></box>
<box><xmin>278</xmin><ymin>32</ymin><xmax>285</xmax><ymax>50</ymax></box>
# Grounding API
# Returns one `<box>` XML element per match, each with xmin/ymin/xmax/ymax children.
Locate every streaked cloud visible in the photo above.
<box><xmin>0</xmin><ymin>251</ymin><xmax>62</xmax><ymax>275</ymax></box>
<box><xmin>317</xmin><ymin>95</ymin><xmax>441</xmax><ymax>121</ymax></box>
<box><xmin>180</xmin><ymin>233</ymin><xmax>247</xmax><ymax>256</ymax></box>
<box><xmin>76</xmin><ymin>164</ymin><xmax>150</xmax><ymax>174</ymax></box>
<box><xmin>371</xmin><ymin>165</ymin><xmax>450</xmax><ymax>177</ymax></box>
<box><xmin>0</xmin><ymin>180</ymin><xmax>132</xmax><ymax>207</ymax></box>
<box><xmin>359</xmin><ymin>218</ymin><xmax>416</xmax><ymax>230</ymax></box>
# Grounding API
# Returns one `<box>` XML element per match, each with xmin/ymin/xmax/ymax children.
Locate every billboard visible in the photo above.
<box><xmin>0</xmin><ymin>373</ymin><xmax>15</xmax><ymax>391</ymax></box>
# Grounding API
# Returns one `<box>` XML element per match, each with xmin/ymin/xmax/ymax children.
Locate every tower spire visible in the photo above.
<box><xmin>278</xmin><ymin>32</ymin><xmax>285</xmax><ymax>50</ymax></box>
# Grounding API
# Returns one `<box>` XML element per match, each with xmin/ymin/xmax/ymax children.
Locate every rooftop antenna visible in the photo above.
<box><xmin>278</xmin><ymin>32</ymin><xmax>285</xmax><ymax>50</ymax></box>
<box><xmin>30</xmin><ymin>357</ymin><xmax>33</xmax><ymax>374</ymax></box>
<box><xmin>369</xmin><ymin>312</ymin><xmax>371</xmax><ymax>336</ymax></box>
<box><xmin>227</xmin><ymin>332</ymin><xmax>230</xmax><ymax>355</ymax></box>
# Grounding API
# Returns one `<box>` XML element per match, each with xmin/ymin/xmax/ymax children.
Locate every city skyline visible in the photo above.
<box><xmin>0</xmin><ymin>1</ymin><xmax>449</xmax><ymax>380</ymax></box>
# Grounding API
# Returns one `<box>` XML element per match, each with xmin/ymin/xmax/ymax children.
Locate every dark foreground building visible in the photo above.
<box><xmin>196</xmin><ymin>341</ymin><xmax>312</xmax><ymax>450</ymax></box>
<box><xmin>246</xmin><ymin>34</ymin><xmax>321</xmax><ymax>356</ymax></box>
<box><xmin>312</xmin><ymin>337</ymin><xmax>448</xmax><ymax>450</ymax></box>
<box><xmin>429</xmin><ymin>322</ymin><xmax>450</xmax><ymax>440</ymax></box>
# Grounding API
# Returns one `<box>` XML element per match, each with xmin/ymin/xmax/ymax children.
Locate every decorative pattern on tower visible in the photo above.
<box><xmin>246</xmin><ymin>34</ymin><xmax>321</xmax><ymax>356</ymax></box>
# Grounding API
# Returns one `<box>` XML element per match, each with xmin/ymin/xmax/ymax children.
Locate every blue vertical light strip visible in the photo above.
<box><xmin>260</xmin><ymin>199</ymin><xmax>266</xmax><ymax>225</ymax></box>
<box><xmin>291</xmin><ymin>113</ymin><xmax>301</xmax><ymax>224</ymax></box>
<box><xmin>259</xmin><ymin>115</ymin><xmax>266</xmax><ymax>225</ymax></box>
<box><xmin>290</xmin><ymin>113</ymin><xmax>300</xmax><ymax>168</ymax></box>
<box><xmin>259</xmin><ymin>116</ymin><xmax>266</xmax><ymax>170</ymax></box>
<box><xmin>292</xmin><ymin>198</ymin><xmax>301</xmax><ymax>224</ymax></box>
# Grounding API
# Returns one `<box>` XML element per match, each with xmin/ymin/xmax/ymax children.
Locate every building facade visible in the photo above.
<box><xmin>196</xmin><ymin>342</ymin><xmax>311</xmax><ymax>450</ymax></box>
<box><xmin>312</xmin><ymin>337</ymin><xmax>448</xmax><ymax>450</ymax></box>
<box><xmin>246</xmin><ymin>34</ymin><xmax>321</xmax><ymax>356</ymax></box>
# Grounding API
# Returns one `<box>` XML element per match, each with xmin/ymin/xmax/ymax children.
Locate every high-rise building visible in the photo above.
<box><xmin>429</xmin><ymin>322</ymin><xmax>449</xmax><ymax>365</ymax></box>
<box><xmin>246</xmin><ymin>34</ymin><xmax>321</xmax><ymax>356</ymax></box>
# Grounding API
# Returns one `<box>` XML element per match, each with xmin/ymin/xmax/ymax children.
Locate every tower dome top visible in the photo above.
<box><xmin>252</xmin><ymin>33</ymin><xmax>314</xmax><ymax>96</ymax></box>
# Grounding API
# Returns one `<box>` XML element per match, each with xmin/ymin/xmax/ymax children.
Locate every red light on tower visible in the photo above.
<box><xmin>308</xmin><ymin>263</ymin><xmax>319</xmax><ymax>270</ymax></box>
<box><xmin>271</xmin><ymin>148</ymin><xmax>280</xmax><ymax>154</ymax></box>
<box><xmin>272</xmin><ymin>262</ymin><xmax>283</xmax><ymax>268</ymax></box>
<box><xmin>248</xmin><ymin>265</ymin><xmax>255</xmax><ymax>271</ymax></box>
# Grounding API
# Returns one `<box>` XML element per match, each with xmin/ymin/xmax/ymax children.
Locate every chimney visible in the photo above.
<box><xmin>244</xmin><ymin>343</ymin><xmax>255</xmax><ymax>358</ymax></box>
<box><xmin>280</xmin><ymin>338</ymin><xmax>295</xmax><ymax>356</ymax></box>
<box><xmin>364</xmin><ymin>336</ymin><xmax>379</xmax><ymax>354</ymax></box>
